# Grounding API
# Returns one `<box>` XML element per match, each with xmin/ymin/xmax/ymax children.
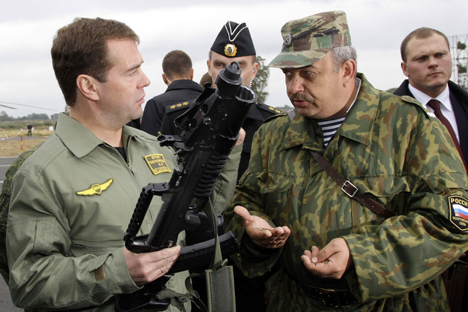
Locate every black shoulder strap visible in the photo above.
<box><xmin>311</xmin><ymin>151</ymin><xmax>396</xmax><ymax>219</ymax></box>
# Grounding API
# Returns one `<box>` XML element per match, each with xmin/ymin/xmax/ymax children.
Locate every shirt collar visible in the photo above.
<box><xmin>166</xmin><ymin>79</ymin><xmax>203</xmax><ymax>92</ymax></box>
<box><xmin>337</xmin><ymin>74</ymin><xmax>378</xmax><ymax>146</ymax></box>
<box><xmin>345</xmin><ymin>77</ymin><xmax>362</xmax><ymax>113</ymax></box>
<box><xmin>281</xmin><ymin>74</ymin><xmax>372</xmax><ymax>151</ymax></box>
<box><xmin>55</xmin><ymin>112</ymin><xmax>103</xmax><ymax>158</ymax></box>
<box><xmin>55</xmin><ymin>112</ymin><xmax>141</xmax><ymax>158</ymax></box>
<box><xmin>408</xmin><ymin>83</ymin><xmax>452</xmax><ymax>112</ymax></box>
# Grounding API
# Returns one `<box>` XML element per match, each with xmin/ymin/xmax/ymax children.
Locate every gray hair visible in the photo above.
<box><xmin>331</xmin><ymin>46</ymin><xmax>357</xmax><ymax>73</ymax></box>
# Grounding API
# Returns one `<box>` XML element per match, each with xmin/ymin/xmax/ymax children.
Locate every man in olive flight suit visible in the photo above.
<box><xmin>6</xmin><ymin>17</ymin><xmax>241</xmax><ymax>312</ymax></box>
<box><xmin>225</xmin><ymin>11</ymin><xmax>468</xmax><ymax>311</ymax></box>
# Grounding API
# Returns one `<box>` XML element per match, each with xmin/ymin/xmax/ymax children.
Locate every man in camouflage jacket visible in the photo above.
<box><xmin>224</xmin><ymin>11</ymin><xmax>468</xmax><ymax>311</ymax></box>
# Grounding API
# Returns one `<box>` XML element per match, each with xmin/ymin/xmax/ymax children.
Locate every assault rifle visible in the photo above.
<box><xmin>115</xmin><ymin>61</ymin><xmax>257</xmax><ymax>312</ymax></box>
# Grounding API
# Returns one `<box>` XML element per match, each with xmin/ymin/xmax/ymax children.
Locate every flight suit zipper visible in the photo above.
<box><xmin>124</xmin><ymin>135</ymin><xmax>137</xmax><ymax>176</ymax></box>
<box><xmin>103</xmin><ymin>141</ymin><xmax>140</xmax><ymax>187</ymax></box>
<box><xmin>123</xmin><ymin>135</ymin><xmax>155</xmax><ymax>223</ymax></box>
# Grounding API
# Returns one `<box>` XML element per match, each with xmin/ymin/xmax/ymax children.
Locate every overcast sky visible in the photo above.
<box><xmin>1</xmin><ymin>0</ymin><xmax>467</xmax><ymax>117</ymax></box>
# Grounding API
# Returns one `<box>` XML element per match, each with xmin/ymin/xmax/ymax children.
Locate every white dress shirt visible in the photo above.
<box><xmin>408</xmin><ymin>84</ymin><xmax>460</xmax><ymax>142</ymax></box>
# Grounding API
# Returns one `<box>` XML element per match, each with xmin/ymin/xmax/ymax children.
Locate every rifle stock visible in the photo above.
<box><xmin>116</xmin><ymin>61</ymin><xmax>256</xmax><ymax>311</ymax></box>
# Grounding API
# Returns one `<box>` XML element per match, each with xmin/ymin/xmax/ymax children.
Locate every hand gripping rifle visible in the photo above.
<box><xmin>115</xmin><ymin>61</ymin><xmax>256</xmax><ymax>312</ymax></box>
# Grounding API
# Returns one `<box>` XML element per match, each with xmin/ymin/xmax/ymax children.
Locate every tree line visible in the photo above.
<box><xmin>0</xmin><ymin>111</ymin><xmax>58</xmax><ymax>122</ymax></box>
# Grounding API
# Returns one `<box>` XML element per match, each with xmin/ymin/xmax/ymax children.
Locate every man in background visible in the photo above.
<box><xmin>394</xmin><ymin>27</ymin><xmax>468</xmax><ymax>170</ymax></box>
<box><xmin>141</xmin><ymin>50</ymin><xmax>203</xmax><ymax>135</ymax></box>
<box><xmin>394</xmin><ymin>26</ymin><xmax>468</xmax><ymax>311</ymax></box>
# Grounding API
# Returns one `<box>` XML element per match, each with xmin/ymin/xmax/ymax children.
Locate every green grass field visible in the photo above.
<box><xmin>0</xmin><ymin>125</ymin><xmax>52</xmax><ymax>156</ymax></box>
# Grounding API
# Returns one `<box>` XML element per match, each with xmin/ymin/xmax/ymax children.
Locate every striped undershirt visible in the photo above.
<box><xmin>316</xmin><ymin>117</ymin><xmax>346</xmax><ymax>147</ymax></box>
<box><xmin>313</xmin><ymin>78</ymin><xmax>361</xmax><ymax>147</ymax></box>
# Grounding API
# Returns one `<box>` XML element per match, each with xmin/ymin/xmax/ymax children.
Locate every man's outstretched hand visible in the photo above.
<box><xmin>234</xmin><ymin>206</ymin><xmax>290</xmax><ymax>249</ymax></box>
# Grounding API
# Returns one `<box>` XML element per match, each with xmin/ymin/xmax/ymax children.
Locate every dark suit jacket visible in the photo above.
<box><xmin>394</xmin><ymin>79</ymin><xmax>468</xmax><ymax>160</ymax></box>
<box><xmin>140</xmin><ymin>80</ymin><xmax>204</xmax><ymax>136</ymax></box>
<box><xmin>160</xmin><ymin>101</ymin><xmax>281</xmax><ymax>182</ymax></box>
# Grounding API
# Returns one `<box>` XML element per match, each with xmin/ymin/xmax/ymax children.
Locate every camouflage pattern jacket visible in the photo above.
<box><xmin>225</xmin><ymin>73</ymin><xmax>468</xmax><ymax>311</ymax></box>
<box><xmin>0</xmin><ymin>143</ymin><xmax>43</xmax><ymax>286</ymax></box>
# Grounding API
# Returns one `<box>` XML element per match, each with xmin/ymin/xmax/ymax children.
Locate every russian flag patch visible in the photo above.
<box><xmin>449</xmin><ymin>196</ymin><xmax>468</xmax><ymax>231</ymax></box>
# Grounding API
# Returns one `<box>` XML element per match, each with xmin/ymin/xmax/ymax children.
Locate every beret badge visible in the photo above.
<box><xmin>224</xmin><ymin>44</ymin><xmax>237</xmax><ymax>57</ymax></box>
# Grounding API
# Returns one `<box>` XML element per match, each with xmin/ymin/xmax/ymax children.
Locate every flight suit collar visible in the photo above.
<box><xmin>55</xmin><ymin>112</ymin><xmax>143</xmax><ymax>159</ymax></box>
<box><xmin>55</xmin><ymin>112</ymin><xmax>104</xmax><ymax>158</ymax></box>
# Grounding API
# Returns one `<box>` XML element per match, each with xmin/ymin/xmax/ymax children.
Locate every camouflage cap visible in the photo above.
<box><xmin>269</xmin><ymin>11</ymin><xmax>351</xmax><ymax>68</ymax></box>
<box><xmin>211</xmin><ymin>21</ymin><xmax>256</xmax><ymax>58</ymax></box>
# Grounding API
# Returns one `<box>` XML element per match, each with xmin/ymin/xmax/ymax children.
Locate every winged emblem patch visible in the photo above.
<box><xmin>76</xmin><ymin>179</ymin><xmax>113</xmax><ymax>196</ymax></box>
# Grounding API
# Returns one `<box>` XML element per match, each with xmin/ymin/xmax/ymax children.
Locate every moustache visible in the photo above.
<box><xmin>289</xmin><ymin>93</ymin><xmax>315</xmax><ymax>104</ymax></box>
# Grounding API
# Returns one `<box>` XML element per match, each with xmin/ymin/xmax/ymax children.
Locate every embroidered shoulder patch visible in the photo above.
<box><xmin>145</xmin><ymin>154</ymin><xmax>172</xmax><ymax>175</ymax></box>
<box><xmin>449</xmin><ymin>196</ymin><xmax>468</xmax><ymax>231</ymax></box>
<box><xmin>77</xmin><ymin>179</ymin><xmax>113</xmax><ymax>196</ymax></box>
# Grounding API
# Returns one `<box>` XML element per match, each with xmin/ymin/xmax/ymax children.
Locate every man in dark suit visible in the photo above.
<box><xmin>140</xmin><ymin>50</ymin><xmax>203</xmax><ymax>135</ymax></box>
<box><xmin>394</xmin><ymin>27</ymin><xmax>468</xmax><ymax>165</ymax></box>
<box><xmin>395</xmin><ymin>27</ymin><xmax>468</xmax><ymax>311</ymax></box>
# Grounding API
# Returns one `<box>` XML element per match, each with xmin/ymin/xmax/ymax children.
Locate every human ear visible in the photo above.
<box><xmin>251</xmin><ymin>62</ymin><xmax>259</xmax><ymax>80</ymax></box>
<box><xmin>162</xmin><ymin>74</ymin><xmax>170</xmax><ymax>86</ymax></box>
<box><xmin>401</xmin><ymin>62</ymin><xmax>409</xmax><ymax>77</ymax></box>
<box><xmin>342</xmin><ymin>59</ymin><xmax>357</xmax><ymax>87</ymax></box>
<box><xmin>76</xmin><ymin>74</ymin><xmax>99</xmax><ymax>101</ymax></box>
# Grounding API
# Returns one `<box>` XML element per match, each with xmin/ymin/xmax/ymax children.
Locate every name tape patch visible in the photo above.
<box><xmin>145</xmin><ymin>154</ymin><xmax>172</xmax><ymax>175</ymax></box>
<box><xmin>449</xmin><ymin>196</ymin><xmax>468</xmax><ymax>231</ymax></box>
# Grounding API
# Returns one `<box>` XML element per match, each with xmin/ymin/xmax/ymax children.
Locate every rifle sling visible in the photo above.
<box><xmin>310</xmin><ymin>151</ymin><xmax>396</xmax><ymax>219</ymax></box>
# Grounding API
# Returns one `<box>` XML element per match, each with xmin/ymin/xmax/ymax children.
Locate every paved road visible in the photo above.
<box><xmin>0</xmin><ymin>157</ymin><xmax>22</xmax><ymax>310</ymax></box>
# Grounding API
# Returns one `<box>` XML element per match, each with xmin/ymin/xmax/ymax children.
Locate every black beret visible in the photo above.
<box><xmin>210</xmin><ymin>21</ymin><xmax>256</xmax><ymax>57</ymax></box>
